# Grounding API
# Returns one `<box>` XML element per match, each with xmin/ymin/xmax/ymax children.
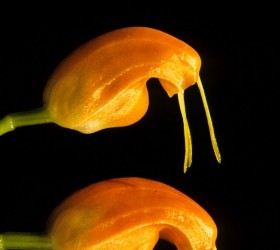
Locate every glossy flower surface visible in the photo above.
<box><xmin>47</xmin><ymin>177</ymin><xmax>217</xmax><ymax>250</ymax></box>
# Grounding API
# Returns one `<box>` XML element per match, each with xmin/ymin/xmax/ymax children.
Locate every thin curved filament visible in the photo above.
<box><xmin>197</xmin><ymin>76</ymin><xmax>221</xmax><ymax>164</ymax></box>
<box><xmin>178</xmin><ymin>91</ymin><xmax>192</xmax><ymax>173</ymax></box>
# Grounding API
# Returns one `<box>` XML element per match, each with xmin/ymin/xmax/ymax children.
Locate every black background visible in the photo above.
<box><xmin>0</xmin><ymin>2</ymin><xmax>278</xmax><ymax>250</ymax></box>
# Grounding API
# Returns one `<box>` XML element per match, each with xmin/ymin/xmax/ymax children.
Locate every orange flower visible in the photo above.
<box><xmin>0</xmin><ymin>27</ymin><xmax>221</xmax><ymax>171</ymax></box>
<box><xmin>47</xmin><ymin>177</ymin><xmax>217</xmax><ymax>250</ymax></box>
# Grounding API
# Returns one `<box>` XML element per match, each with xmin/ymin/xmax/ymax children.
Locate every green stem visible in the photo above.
<box><xmin>0</xmin><ymin>108</ymin><xmax>52</xmax><ymax>136</ymax></box>
<box><xmin>0</xmin><ymin>232</ymin><xmax>52</xmax><ymax>250</ymax></box>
